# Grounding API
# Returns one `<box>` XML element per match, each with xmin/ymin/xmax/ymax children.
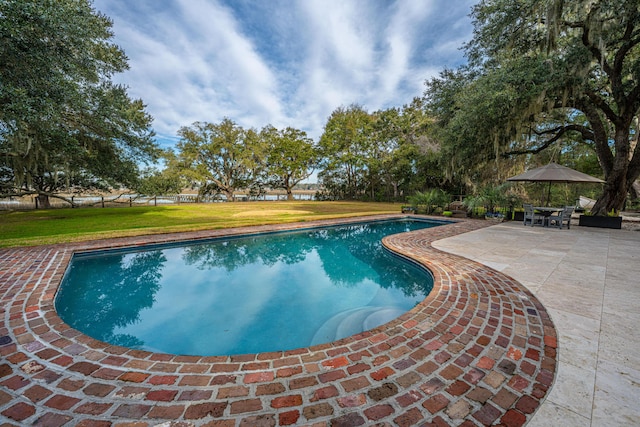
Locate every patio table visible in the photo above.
<box><xmin>534</xmin><ymin>206</ymin><xmax>563</xmax><ymax>226</ymax></box>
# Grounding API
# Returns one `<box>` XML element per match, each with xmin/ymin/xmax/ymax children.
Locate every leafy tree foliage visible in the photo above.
<box><xmin>261</xmin><ymin>125</ymin><xmax>318</xmax><ymax>200</ymax></box>
<box><xmin>136</xmin><ymin>167</ymin><xmax>183</xmax><ymax>197</ymax></box>
<box><xmin>426</xmin><ymin>0</ymin><xmax>640</xmax><ymax>215</ymax></box>
<box><xmin>0</xmin><ymin>0</ymin><xmax>157</xmax><ymax>207</ymax></box>
<box><xmin>370</xmin><ymin>98</ymin><xmax>449</xmax><ymax>198</ymax></box>
<box><xmin>318</xmin><ymin>101</ymin><xmax>451</xmax><ymax>202</ymax></box>
<box><xmin>175</xmin><ymin>119</ymin><xmax>264</xmax><ymax>201</ymax></box>
<box><xmin>318</xmin><ymin>105</ymin><xmax>373</xmax><ymax>200</ymax></box>
<box><xmin>318</xmin><ymin>98</ymin><xmax>458</xmax><ymax>201</ymax></box>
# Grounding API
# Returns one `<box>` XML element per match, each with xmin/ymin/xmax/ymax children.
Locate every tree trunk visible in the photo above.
<box><xmin>224</xmin><ymin>190</ymin><xmax>235</xmax><ymax>202</ymax></box>
<box><xmin>592</xmin><ymin>174</ymin><xmax>627</xmax><ymax>215</ymax></box>
<box><xmin>37</xmin><ymin>194</ymin><xmax>51</xmax><ymax>209</ymax></box>
<box><xmin>631</xmin><ymin>181</ymin><xmax>640</xmax><ymax>201</ymax></box>
<box><xmin>592</xmin><ymin>128</ymin><xmax>634</xmax><ymax>215</ymax></box>
<box><xmin>285</xmin><ymin>176</ymin><xmax>294</xmax><ymax>201</ymax></box>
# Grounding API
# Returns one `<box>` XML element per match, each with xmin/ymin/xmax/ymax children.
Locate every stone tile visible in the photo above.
<box><xmin>435</xmin><ymin>222</ymin><xmax>640</xmax><ymax>427</ymax></box>
<box><xmin>535</xmin><ymin>282</ymin><xmax>604</xmax><ymax>320</ymax></box>
<box><xmin>591</xmin><ymin>359</ymin><xmax>640</xmax><ymax>426</ymax></box>
<box><xmin>502</xmin><ymin>263</ymin><xmax>556</xmax><ymax>289</ymax></box>
<box><xmin>527</xmin><ymin>400</ymin><xmax>590</xmax><ymax>427</ymax></box>
<box><xmin>602</xmin><ymin>284</ymin><xmax>640</xmax><ymax>315</ymax></box>
<box><xmin>546</xmin><ymin>308</ymin><xmax>600</xmax><ymax>370</ymax></box>
<box><xmin>545</xmin><ymin>262</ymin><xmax>606</xmax><ymax>290</ymax></box>
<box><xmin>598</xmin><ymin>314</ymin><xmax>640</xmax><ymax>371</ymax></box>
<box><xmin>543</xmin><ymin>349</ymin><xmax>594</xmax><ymax>413</ymax></box>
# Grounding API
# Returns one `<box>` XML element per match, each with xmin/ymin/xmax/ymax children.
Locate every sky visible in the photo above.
<box><xmin>92</xmin><ymin>0</ymin><xmax>476</xmax><ymax>149</ymax></box>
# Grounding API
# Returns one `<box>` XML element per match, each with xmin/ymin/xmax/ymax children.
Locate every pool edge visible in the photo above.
<box><xmin>0</xmin><ymin>215</ymin><xmax>558</xmax><ymax>426</ymax></box>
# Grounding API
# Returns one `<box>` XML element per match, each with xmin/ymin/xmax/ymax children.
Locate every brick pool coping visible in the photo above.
<box><xmin>0</xmin><ymin>215</ymin><xmax>558</xmax><ymax>426</ymax></box>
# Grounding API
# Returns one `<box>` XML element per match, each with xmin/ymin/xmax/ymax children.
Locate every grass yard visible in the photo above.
<box><xmin>0</xmin><ymin>201</ymin><xmax>400</xmax><ymax>248</ymax></box>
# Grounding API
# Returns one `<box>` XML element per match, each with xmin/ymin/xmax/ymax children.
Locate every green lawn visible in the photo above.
<box><xmin>0</xmin><ymin>201</ymin><xmax>400</xmax><ymax>248</ymax></box>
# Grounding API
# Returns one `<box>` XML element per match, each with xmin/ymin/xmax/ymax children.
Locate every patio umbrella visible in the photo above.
<box><xmin>506</xmin><ymin>162</ymin><xmax>604</xmax><ymax>206</ymax></box>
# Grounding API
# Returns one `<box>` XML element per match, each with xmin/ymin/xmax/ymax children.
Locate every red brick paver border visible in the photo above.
<box><xmin>0</xmin><ymin>215</ymin><xmax>557</xmax><ymax>426</ymax></box>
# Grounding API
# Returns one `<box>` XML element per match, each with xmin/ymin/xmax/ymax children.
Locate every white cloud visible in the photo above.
<box><xmin>370</xmin><ymin>1</ymin><xmax>434</xmax><ymax>107</ymax></box>
<box><xmin>93</xmin><ymin>0</ymin><xmax>475</xmax><ymax>145</ymax></box>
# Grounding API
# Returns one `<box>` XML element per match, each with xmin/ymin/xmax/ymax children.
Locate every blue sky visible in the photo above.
<box><xmin>92</xmin><ymin>0</ymin><xmax>476</xmax><ymax>148</ymax></box>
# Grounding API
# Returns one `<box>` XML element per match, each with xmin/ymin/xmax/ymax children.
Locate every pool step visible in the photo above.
<box><xmin>310</xmin><ymin>306</ymin><xmax>404</xmax><ymax>346</ymax></box>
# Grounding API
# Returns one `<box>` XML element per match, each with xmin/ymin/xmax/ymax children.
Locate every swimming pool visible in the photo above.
<box><xmin>55</xmin><ymin>219</ymin><xmax>444</xmax><ymax>356</ymax></box>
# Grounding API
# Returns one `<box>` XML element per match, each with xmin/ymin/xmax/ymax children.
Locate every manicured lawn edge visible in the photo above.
<box><xmin>0</xmin><ymin>201</ymin><xmax>401</xmax><ymax>248</ymax></box>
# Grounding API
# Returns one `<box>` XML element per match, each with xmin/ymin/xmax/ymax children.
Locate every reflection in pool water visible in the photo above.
<box><xmin>56</xmin><ymin>219</ymin><xmax>442</xmax><ymax>356</ymax></box>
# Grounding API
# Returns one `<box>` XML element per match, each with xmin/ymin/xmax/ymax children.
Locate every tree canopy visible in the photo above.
<box><xmin>175</xmin><ymin>119</ymin><xmax>264</xmax><ymax>201</ymax></box>
<box><xmin>261</xmin><ymin>125</ymin><xmax>318</xmax><ymax>200</ymax></box>
<box><xmin>0</xmin><ymin>0</ymin><xmax>157</xmax><ymax>206</ymax></box>
<box><xmin>317</xmin><ymin>101</ymin><xmax>449</xmax><ymax>202</ymax></box>
<box><xmin>318</xmin><ymin>105</ymin><xmax>373</xmax><ymax>200</ymax></box>
<box><xmin>425</xmin><ymin>0</ymin><xmax>640</xmax><ymax>214</ymax></box>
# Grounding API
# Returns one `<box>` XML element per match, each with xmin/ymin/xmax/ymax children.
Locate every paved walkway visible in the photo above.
<box><xmin>0</xmin><ymin>216</ymin><xmax>557</xmax><ymax>426</ymax></box>
<box><xmin>433</xmin><ymin>221</ymin><xmax>640</xmax><ymax>426</ymax></box>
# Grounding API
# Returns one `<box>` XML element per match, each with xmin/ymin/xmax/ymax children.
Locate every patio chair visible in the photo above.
<box><xmin>549</xmin><ymin>206</ymin><xmax>575</xmax><ymax>229</ymax></box>
<box><xmin>523</xmin><ymin>204</ymin><xmax>545</xmax><ymax>226</ymax></box>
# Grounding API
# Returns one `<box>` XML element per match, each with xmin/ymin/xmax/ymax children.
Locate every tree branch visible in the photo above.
<box><xmin>628</xmin><ymin>143</ymin><xmax>640</xmax><ymax>185</ymax></box>
<box><xmin>580</xmin><ymin>101</ymin><xmax>615</xmax><ymax>176</ymax></box>
<box><xmin>0</xmin><ymin>189</ymin><xmax>77</xmax><ymax>206</ymax></box>
<box><xmin>627</xmin><ymin>83</ymin><xmax>640</xmax><ymax>119</ymax></box>
<box><xmin>503</xmin><ymin>124</ymin><xmax>594</xmax><ymax>156</ymax></box>
<box><xmin>585</xmin><ymin>90</ymin><xmax>621</xmax><ymax>124</ymax></box>
<box><xmin>0</xmin><ymin>190</ymin><xmax>38</xmax><ymax>198</ymax></box>
<box><xmin>613</xmin><ymin>16</ymin><xmax>639</xmax><ymax>73</ymax></box>
<box><xmin>580</xmin><ymin>7</ymin><xmax>614</xmax><ymax>77</ymax></box>
<box><xmin>611</xmin><ymin>10</ymin><xmax>640</xmax><ymax>109</ymax></box>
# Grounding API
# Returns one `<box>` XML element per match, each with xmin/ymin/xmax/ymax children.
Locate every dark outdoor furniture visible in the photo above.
<box><xmin>549</xmin><ymin>206</ymin><xmax>575</xmax><ymax>229</ymax></box>
<box><xmin>523</xmin><ymin>204</ymin><xmax>545</xmax><ymax>226</ymax></box>
<box><xmin>533</xmin><ymin>206</ymin><xmax>564</xmax><ymax>227</ymax></box>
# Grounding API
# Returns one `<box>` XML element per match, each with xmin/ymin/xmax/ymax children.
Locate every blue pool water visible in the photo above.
<box><xmin>55</xmin><ymin>219</ymin><xmax>443</xmax><ymax>356</ymax></box>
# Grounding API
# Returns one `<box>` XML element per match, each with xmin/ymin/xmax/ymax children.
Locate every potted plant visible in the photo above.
<box><xmin>512</xmin><ymin>209</ymin><xmax>525</xmax><ymax>222</ymax></box>
<box><xmin>501</xmin><ymin>194</ymin><xmax>524</xmax><ymax>221</ymax></box>
<box><xmin>578</xmin><ymin>210</ymin><xmax>622</xmax><ymax>229</ymax></box>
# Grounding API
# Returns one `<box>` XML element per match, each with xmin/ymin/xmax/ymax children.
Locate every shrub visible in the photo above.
<box><xmin>408</xmin><ymin>189</ymin><xmax>451</xmax><ymax>215</ymax></box>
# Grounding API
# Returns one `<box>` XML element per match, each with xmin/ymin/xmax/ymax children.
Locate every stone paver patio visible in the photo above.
<box><xmin>0</xmin><ymin>215</ymin><xmax>560</xmax><ymax>426</ymax></box>
<box><xmin>434</xmin><ymin>221</ymin><xmax>640</xmax><ymax>426</ymax></box>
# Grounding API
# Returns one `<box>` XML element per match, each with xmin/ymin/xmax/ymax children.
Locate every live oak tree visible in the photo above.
<box><xmin>318</xmin><ymin>102</ymin><xmax>446</xmax><ymax>202</ymax></box>
<box><xmin>260</xmin><ymin>125</ymin><xmax>318</xmax><ymax>200</ymax></box>
<box><xmin>0</xmin><ymin>0</ymin><xmax>157</xmax><ymax>207</ymax></box>
<box><xmin>371</xmin><ymin>98</ymin><xmax>445</xmax><ymax>200</ymax></box>
<box><xmin>137</xmin><ymin>167</ymin><xmax>183</xmax><ymax>198</ymax></box>
<box><xmin>425</xmin><ymin>0</ymin><xmax>640</xmax><ymax>215</ymax></box>
<box><xmin>318</xmin><ymin>105</ymin><xmax>374</xmax><ymax>200</ymax></box>
<box><xmin>175</xmin><ymin>119</ymin><xmax>264</xmax><ymax>201</ymax></box>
